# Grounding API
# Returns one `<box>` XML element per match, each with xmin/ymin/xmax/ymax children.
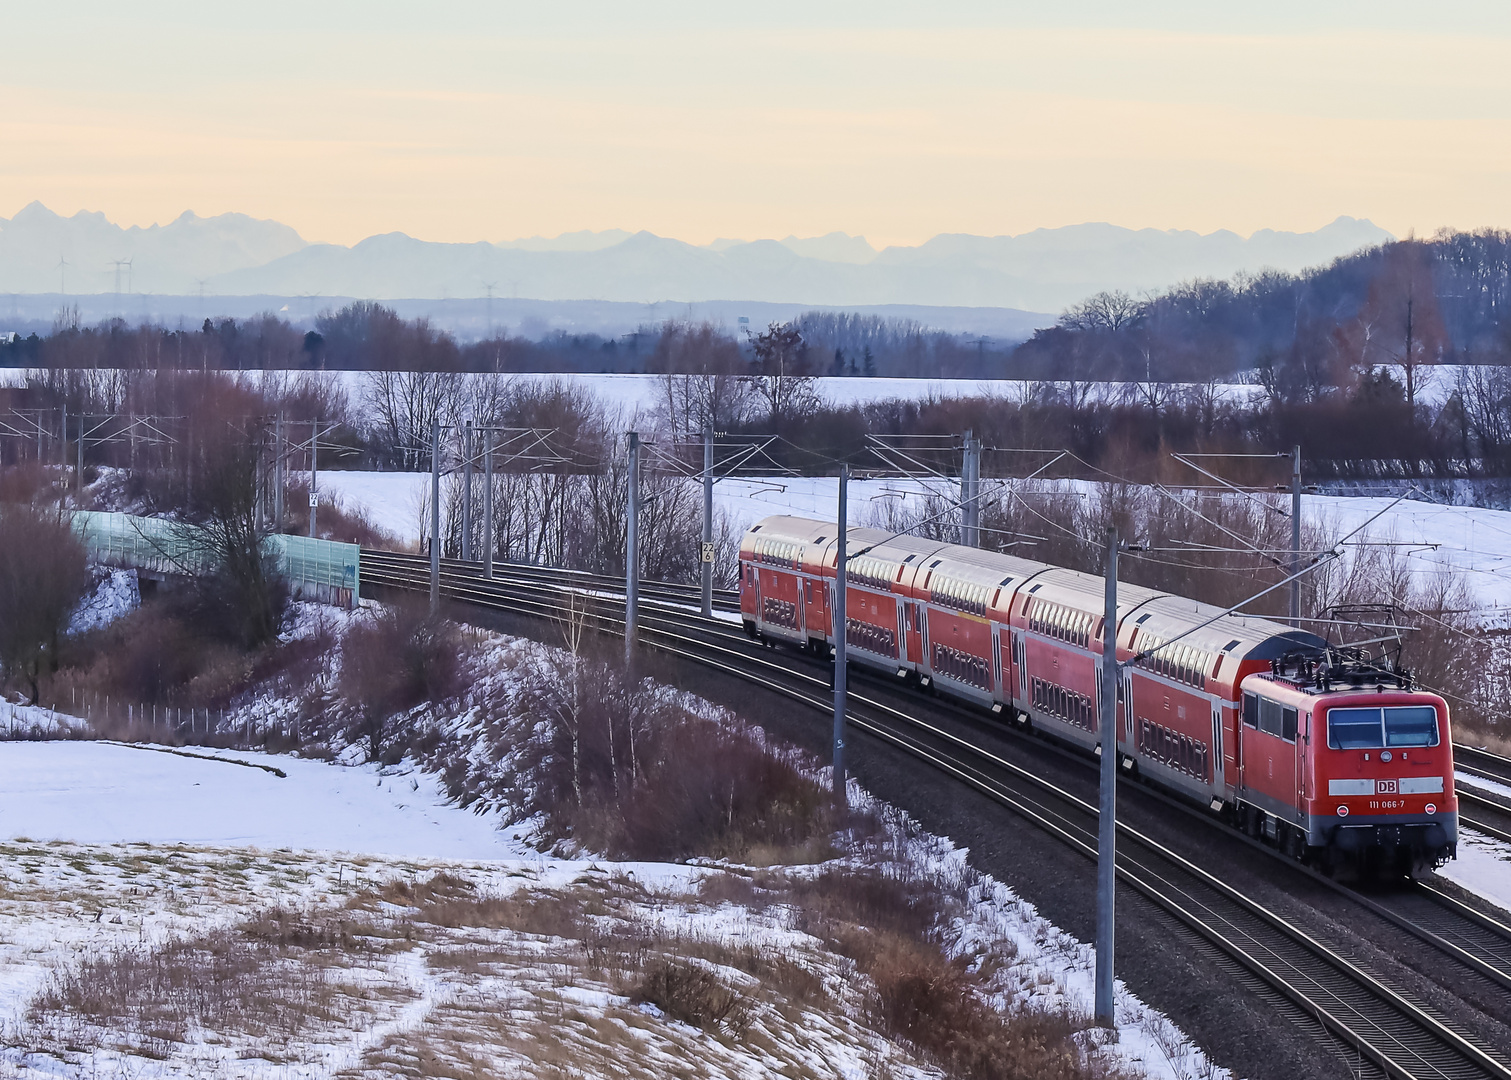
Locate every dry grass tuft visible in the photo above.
<box><xmin>26</xmin><ymin>930</ymin><xmax>340</xmax><ymax>1050</ymax></box>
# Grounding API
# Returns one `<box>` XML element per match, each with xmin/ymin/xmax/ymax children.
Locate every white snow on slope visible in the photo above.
<box><xmin>305</xmin><ymin>468</ymin><xmax>429</xmax><ymax>543</ymax></box>
<box><xmin>1438</xmin><ymin>829</ymin><xmax>1511</xmax><ymax>914</ymax></box>
<box><xmin>66</xmin><ymin>567</ymin><xmax>140</xmax><ymax>634</ymax></box>
<box><xmin>0</xmin><ymin>741</ymin><xmax>523</xmax><ymax>861</ymax></box>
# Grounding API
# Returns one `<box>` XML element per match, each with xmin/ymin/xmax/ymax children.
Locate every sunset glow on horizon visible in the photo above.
<box><xmin>3</xmin><ymin>2</ymin><xmax>1508</xmax><ymax>247</ymax></box>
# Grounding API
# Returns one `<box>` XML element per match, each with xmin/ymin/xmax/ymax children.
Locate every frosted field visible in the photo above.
<box><xmin>8</xmin><ymin>364</ymin><xmax>1474</xmax><ymax>410</ymax></box>
<box><xmin>3</xmin><ymin>366</ymin><xmax>1267</xmax><ymax>415</ymax></box>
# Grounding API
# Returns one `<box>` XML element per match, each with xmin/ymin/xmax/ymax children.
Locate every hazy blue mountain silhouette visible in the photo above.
<box><xmin>0</xmin><ymin>203</ymin><xmax>1392</xmax><ymax>312</ymax></box>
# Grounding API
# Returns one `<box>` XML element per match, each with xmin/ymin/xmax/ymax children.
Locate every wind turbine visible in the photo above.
<box><xmin>56</xmin><ymin>256</ymin><xmax>68</xmax><ymax>295</ymax></box>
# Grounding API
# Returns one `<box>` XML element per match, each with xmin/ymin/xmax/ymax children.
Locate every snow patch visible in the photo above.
<box><xmin>1436</xmin><ymin>828</ymin><xmax>1511</xmax><ymax>915</ymax></box>
<box><xmin>0</xmin><ymin>741</ymin><xmax>526</xmax><ymax>861</ymax></box>
<box><xmin>67</xmin><ymin>566</ymin><xmax>140</xmax><ymax>635</ymax></box>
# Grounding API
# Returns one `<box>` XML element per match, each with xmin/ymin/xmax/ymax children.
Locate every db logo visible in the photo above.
<box><xmin>1376</xmin><ymin>779</ymin><xmax>1398</xmax><ymax>795</ymax></box>
<box><xmin>1425</xmin><ymin>803</ymin><xmax>1437</xmax><ymax>815</ymax></box>
<box><xmin>1336</xmin><ymin>805</ymin><xmax>1349</xmax><ymax>817</ymax></box>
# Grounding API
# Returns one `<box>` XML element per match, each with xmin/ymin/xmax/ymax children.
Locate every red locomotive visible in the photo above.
<box><xmin>740</xmin><ymin>515</ymin><xmax>1458</xmax><ymax>875</ymax></box>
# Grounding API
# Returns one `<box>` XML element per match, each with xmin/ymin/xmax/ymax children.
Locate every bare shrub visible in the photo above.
<box><xmin>633</xmin><ymin>958</ymin><xmax>751</xmax><ymax>1032</ymax></box>
<box><xmin>283</xmin><ymin>479</ymin><xmax>396</xmax><ymax>547</ymax></box>
<box><xmin>338</xmin><ymin>599</ymin><xmax>467</xmax><ymax>762</ymax></box>
<box><xmin>0</xmin><ymin>462</ymin><xmax>55</xmax><ymax>505</ymax></box>
<box><xmin>754</xmin><ymin>864</ymin><xmax>1106</xmax><ymax>1080</ymax></box>
<box><xmin>502</xmin><ymin>640</ymin><xmax>835</xmax><ymax>861</ymax></box>
<box><xmin>67</xmin><ymin>605</ymin><xmax>218</xmax><ymax>707</ymax></box>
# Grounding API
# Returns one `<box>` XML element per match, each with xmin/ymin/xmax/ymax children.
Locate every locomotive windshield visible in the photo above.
<box><xmin>1326</xmin><ymin>705</ymin><xmax>1439</xmax><ymax>749</ymax></box>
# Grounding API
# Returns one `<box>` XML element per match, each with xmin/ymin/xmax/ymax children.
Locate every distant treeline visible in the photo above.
<box><xmin>0</xmin><ymin>302</ymin><xmax>1009</xmax><ymax>380</ymax></box>
<box><xmin>1016</xmin><ymin>230</ymin><xmax>1511</xmax><ymax>399</ymax></box>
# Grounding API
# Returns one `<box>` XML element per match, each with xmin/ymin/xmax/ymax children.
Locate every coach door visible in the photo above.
<box><xmin>1211</xmin><ymin>700</ymin><xmax>1223</xmax><ymax>795</ymax></box>
<box><xmin>1012</xmin><ymin>631</ymin><xmax>1027</xmax><ymax>704</ymax></box>
<box><xmin>912</xmin><ymin>607</ymin><xmax>924</xmax><ymax>676</ymax></box>
<box><xmin>904</xmin><ymin>602</ymin><xmax>925</xmax><ymax>665</ymax></box>
<box><xmin>1122</xmin><ymin>666</ymin><xmax>1135</xmax><ymax>744</ymax></box>
<box><xmin>992</xmin><ymin>628</ymin><xmax>1003</xmax><ymax>696</ymax></box>
<box><xmin>1296</xmin><ymin>712</ymin><xmax>1309</xmax><ymax>808</ymax></box>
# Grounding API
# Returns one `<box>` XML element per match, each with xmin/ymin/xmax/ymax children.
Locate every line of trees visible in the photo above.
<box><xmin>1015</xmin><ymin>230</ymin><xmax>1511</xmax><ymax>392</ymax></box>
<box><xmin>1</xmin><ymin>302</ymin><xmax>1012</xmax><ymax>379</ymax></box>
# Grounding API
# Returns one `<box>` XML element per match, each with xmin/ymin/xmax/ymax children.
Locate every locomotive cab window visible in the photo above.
<box><xmin>1385</xmin><ymin>706</ymin><xmax>1439</xmax><ymax>747</ymax></box>
<box><xmin>1242</xmin><ymin>693</ymin><xmax>1258</xmax><ymax>728</ymax></box>
<box><xmin>1326</xmin><ymin>706</ymin><xmax>1439</xmax><ymax>749</ymax></box>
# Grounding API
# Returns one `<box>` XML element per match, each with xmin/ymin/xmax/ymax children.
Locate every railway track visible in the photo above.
<box><xmin>1455</xmin><ymin>745</ymin><xmax>1511</xmax><ymax>789</ymax></box>
<box><xmin>1459</xmin><ymin>787</ymin><xmax>1511</xmax><ymax>845</ymax></box>
<box><xmin>1453</xmin><ymin>745</ymin><xmax>1511</xmax><ymax>843</ymax></box>
<box><xmin>359</xmin><ymin>548</ymin><xmax>1511</xmax><ymax>1080</ymax></box>
<box><xmin>414</xmin><ymin>555</ymin><xmax>742</xmax><ymax>613</ymax></box>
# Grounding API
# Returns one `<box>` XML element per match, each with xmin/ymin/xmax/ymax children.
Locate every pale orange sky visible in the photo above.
<box><xmin>2</xmin><ymin>3</ymin><xmax>1508</xmax><ymax>247</ymax></box>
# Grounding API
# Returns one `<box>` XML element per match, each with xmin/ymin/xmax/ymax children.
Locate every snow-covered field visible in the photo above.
<box><xmin>5</xmin><ymin>364</ymin><xmax>1471</xmax><ymax>409</ymax></box>
<box><xmin>0</xmin><ymin>741</ymin><xmax>518</xmax><ymax>861</ymax></box>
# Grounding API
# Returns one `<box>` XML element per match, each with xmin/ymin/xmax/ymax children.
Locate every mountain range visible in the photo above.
<box><xmin>0</xmin><ymin>201</ymin><xmax>1393</xmax><ymax>316</ymax></box>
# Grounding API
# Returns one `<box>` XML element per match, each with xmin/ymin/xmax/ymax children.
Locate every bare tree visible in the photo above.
<box><xmin>1058</xmin><ymin>290</ymin><xmax>1144</xmax><ymax>333</ymax></box>
<box><xmin>0</xmin><ymin>506</ymin><xmax>89</xmax><ymax>702</ymax></box>
<box><xmin>743</xmin><ymin>321</ymin><xmax>819</xmax><ymax>428</ymax></box>
<box><xmin>1455</xmin><ymin>364</ymin><xmax>1511</xmax><ymax>470</ymax></box>
<box><xmin>174</xmin><ymin>421</ymin><xmax>287</xmax><ymax>649</ymax></box>
<box><xmin>655</xmin><ymin>373</ymin><xmax>755</xmax><ymax>435</ymax></box>
<box><xmin>363</xmin><ymin>370</ymin><xmax>464</xmax><ymax>469</ymax></box>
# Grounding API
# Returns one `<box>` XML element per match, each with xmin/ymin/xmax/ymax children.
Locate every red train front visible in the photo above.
<box><xmin>1237</xmin><ymin>652</ymin><xmax>1457</xmax><ymax>875</ymax></box>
